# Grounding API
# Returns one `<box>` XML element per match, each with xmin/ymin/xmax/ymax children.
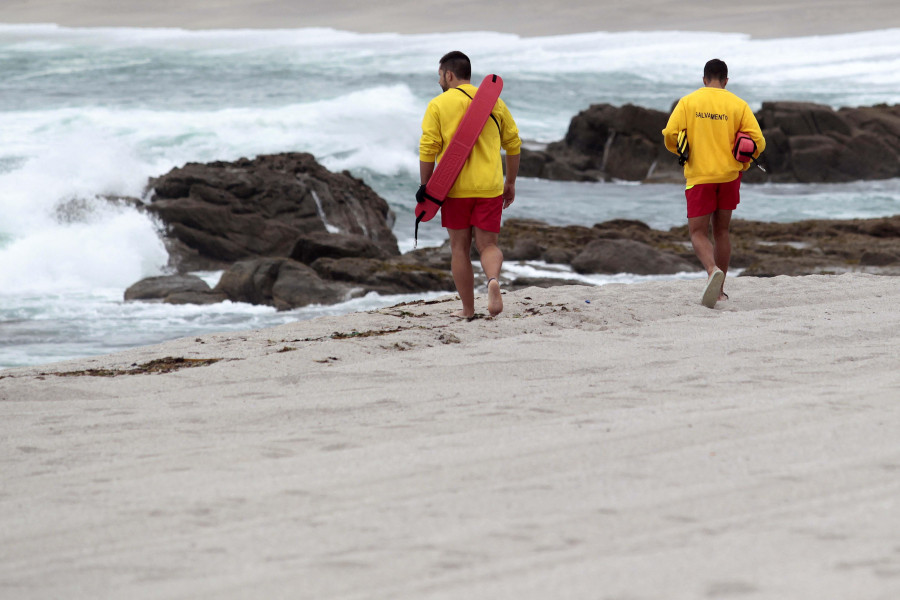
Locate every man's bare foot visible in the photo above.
<box><xmin>701</xmin><ymin>268</ymin><xmax>725</xmax><ymax>308</ymax></box>
<box><xmin>487</xmin><ymin>278</ymin><xmax>503</xmax><ymax>317</ymax></box>
<box><xmin>452</xmin><ymin>309</ymin><xmax>474</xmax><ymax>319</ymax></box>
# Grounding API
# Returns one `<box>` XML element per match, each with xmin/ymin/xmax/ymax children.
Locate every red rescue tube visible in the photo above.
<box><xmin>415</xmin><ymin>74</ymin><xmax>504</xmax><ymax>227</ymax></box>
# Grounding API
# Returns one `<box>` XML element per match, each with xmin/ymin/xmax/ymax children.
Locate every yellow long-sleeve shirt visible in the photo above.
<box><xmin>662</xmin><ymin>87</ymin><xmax>766</xmax><ymax>187</ymax></box>
<box><xmin>419</xmin><ymin>83</ymin><xmax>521</xmax><ymax>198</ymax></box>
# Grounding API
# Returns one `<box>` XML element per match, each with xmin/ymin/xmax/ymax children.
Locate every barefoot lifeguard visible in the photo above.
<box><xmin>417</xmin><ymin>51</ymin><xmax>521</xmax><ymax>319</ymax></box>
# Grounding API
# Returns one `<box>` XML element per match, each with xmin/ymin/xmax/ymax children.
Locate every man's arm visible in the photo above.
<box><xmin>419</xmin><ymin>160</ymin><xmax>435</xmax><ymax>186</ymax></box>
<box><xmin>662</xmin><ymin>99</ymin><xmax>686</xmax><ymax>154</ymax></box>
<box><xmin>419</xmin><ymin>99</ymin><xmax>442</xmax><ymax>186</ymax></box>
<box><xmin>496</xmin><ymin>101</ymin><xmax>521</xmax><ymax>209</ymax></box>
<box><xmin>503</xmin><ymin>153</ymin><xmax>519</xmax><ymax>208</ymax></box>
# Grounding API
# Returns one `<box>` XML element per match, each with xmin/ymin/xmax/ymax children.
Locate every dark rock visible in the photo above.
<box><xmin>310</xmin><ymin>256</ymin><xmax>379</xmax><ymax>283</ymax></box>
<box><xmin>156</xmin><ymin>237</ymin><xmax>228</xmax><ymax>273</ymax></box>
<box><xmin>311</xmin><ymin>257</ymin><xmax>455</xmax><ymax>295</ymax></box>
<box><xmin>861</xmin><ymin>218</ymin><xmax>900</xmax><ymax>238</ymax></box>
<box><xmin>271</xmin><ymin>260</ymin><xmax>352</xmax><ymax>311</ymax></box>
<box><xmin>840</xmin><ymin>104</ymin><xmax>900</xmax><ymax>153</ymax></box>
<box><xmin>508</xmin><ymin>277</ymin><xmax>593</xmax><ymax>290</ymax></box>
<box><xmin>603</xmin><ymin>135</ymin><xmax>663</xmax><ymax>181</ymax></box>
<box><xmin>499</xmin><ymin>218</ymin><xmax>681</xmax><ymax>268</ymax></box>
<box><xmin>859</xmin><ymin>251</ymin><xmax>899</xmax><ymax>266</ymax></box>
<box><xmin>124</xmin><ymin>274</ymin><xmax>227</xmax><ymax>305</ymax></box>
<box><xmin>499</xmin><ymin>219</ymin><xmax>600</xmax><ymax>258</ymax></box>
<box><xmin>788</xmin><ymin>134</ymin><xmax>843</xmax><ymax>183</ymax></box>
<box><xmin>571</xmin><ymin>238</ymin><xmax>695</xmax><ymax>275</ymax></box>
<box><xmin>505</xmin><ymin>237</ymin><xmax>543</xmax><ymax>261</ymax></box>
<box><xmin>758</xmin><ymin>101</ymin><xmax>853</xmax><ymax>137</ymax></box>
<box><xmin>214</xmin><ymin>258</ymin><xmax>349</xmax><ymax>310</ymax></box>
<box><xmin>840</xmin><ymin>132</ymin><xmax>900</xmax><ymax>180</ymax></box>
<box><xmin>371</xmin><ymin>263</ymin><xmax>456</xmax><ymax>295</ymax></box>
<box><xmin>146</xmin><ymin>152</ymin><xmax>399</xmax><ymax>271</ymax></box>
<box><xmin>210</xmin><ymin>252</ymin><xmax>456</xmax><ymax>310</ymax></box>
<box><xmin>394</xmin><ymin>243</ymin><xmax>454</xmax><ymax>271</ymax></box>
<box><xmin>125</xmin><ymin>274</ymin><xmax>208</xmax><ymax>300</ymax></box>
<box><xmin>593</xmin><ymin>219</ymin><xmax>655</xmax><ymax>243</ymax></box>
<box><xmin>518</xmin><ymin>147</ymin><xmax>552</xmax><ymax>176</ymax></box>
<box><xmin>541</xmin><ymin>248</ymin><xmax>576</xmax><ymax>264</ymax></box>
<box><xmin>291</xmin><ymin>231</ymin><xmax>390</xmax><ymax>264</ymax></box>
<box><xmin>518</xmin><ymin>103</ymin><xmax>683</xmax><ymax>182</ymax></box>
<box><xmin>519</xmin><ymin>147</ymin><xmax>602</xmax><ymax>182</ymax></box>
<box><xmin>215</xmin><ymin>258</ymin><xmax>282</xmax><ymax>306</ymax></box>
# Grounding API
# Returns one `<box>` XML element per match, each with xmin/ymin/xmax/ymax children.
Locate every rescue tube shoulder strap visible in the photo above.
<box><xmin>454</xmin><ymin>87</ymin><xmax>501</xmax><ymax>136</ymax></box>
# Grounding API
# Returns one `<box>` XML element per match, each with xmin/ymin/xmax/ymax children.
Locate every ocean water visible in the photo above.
<box><xmin>1</xmin><ymin>24</ymin><xmax>900</xmax><ymax>368</ymax></box>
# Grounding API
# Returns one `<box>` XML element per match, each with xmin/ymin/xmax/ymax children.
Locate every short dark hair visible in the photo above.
<box><xmin>439</xmin><ymin>51</ymin><xmax>471</xmax><ymax>80</ymax></box>
<box><xmin>704</xmin><ymin>59</ymin><xmax>728</xmax><ymax>82</ymax></box>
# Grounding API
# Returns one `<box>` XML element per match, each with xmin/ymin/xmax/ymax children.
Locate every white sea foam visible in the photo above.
<box><xmin>0</xmin><ymin>209</ymin><xmax>167</xmax><ymax>292</ymax></box>
<box><xmin>1</xmin><ymin>84</ymin><xmax>423</xmax><ymax>174</ymax></box>
<box><xmin>0</xmin><ymin>85</ymin><xmax>424</xmax><ymax>295</ymax></box>
<box><xmin>0</xmin><ymin>131</ymin><xmax>169</xmax><ymax>294</ymax></box>
<box><xmin>501</xmin><ymin>260</ymin><xmax>705</xmax><ymax>286</ymax></box>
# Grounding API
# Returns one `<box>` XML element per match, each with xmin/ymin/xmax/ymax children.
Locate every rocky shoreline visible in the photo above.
<box><xmin>121</xmin><ymin>101</ymin><xmax>900</xmax><ymax>311</ymax></box>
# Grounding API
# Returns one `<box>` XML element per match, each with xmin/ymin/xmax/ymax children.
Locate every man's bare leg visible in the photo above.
<box><xmin>711</xmin><ymin>209</ymin><xmax>733</xmax><ymax>300</ymax></box>
<box><xmin>688</xmin><ymin>213</ymin><xmax>716</xmax><ymax>274</ymax></box>
<box><xmin>689</xmin><ymin>213</ymin><xmax>726</xmax><ymax>307</ymax></box>
<box><xmin>448</xmin><ymin>227</ymin><xmax>475</xmax><ymax>317</ymax></box>
<box><xmin>475</xmin><ymin>227</ymin><xmax>503</xmax><ymax>316</ymax></box>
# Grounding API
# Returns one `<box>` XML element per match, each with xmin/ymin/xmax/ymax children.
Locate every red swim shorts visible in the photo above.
<box><xmin>441</xmin><ymin>195</ymin><xmax>503</xmax><ymax>233</ymax></box>
<box><xmin>685</xmin><ymin>173</ymin><xmax>742</xmax><ymax>218</ymax></box>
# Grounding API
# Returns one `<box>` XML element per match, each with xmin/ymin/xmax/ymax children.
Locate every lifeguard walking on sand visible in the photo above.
<box><xmin>418</xmin><ymin>51</ymin><xmax>522</xmax><ymax>318</ymax></box>
<box><xmin>662</xmin><ymin>58</ymin><xmax>765</xmax><ymax>308</ymax></box>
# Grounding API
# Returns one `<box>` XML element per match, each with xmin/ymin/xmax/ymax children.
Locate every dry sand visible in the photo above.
<box><xmin>3</xmin><ymin>274</ymin><xmax>900</xmax><ymax>598</ymax></box>
<box><xmin>2</xmin><ymin>0</ymin><xmax>900</xmax><ymax>37</ymax></box>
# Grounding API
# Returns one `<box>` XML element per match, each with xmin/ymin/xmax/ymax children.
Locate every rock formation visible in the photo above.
<box><xmin>124</xmin><ymin>274</ymin><xmax>227</xmax><ymax>305</ymax></box>
<box><xmin>520</xmin><ymin>102</ymin><xmax>900</xmax><ymax>184</ymax></box>
<box><xmin>126</xmin><ymin>152</ymin><xmax>460</xmax><ymax>309</ymax></box>
<box><xmin>145</xmin><ymin>152</ymin><xmax>400</xmax><ymax>272</ymax></box>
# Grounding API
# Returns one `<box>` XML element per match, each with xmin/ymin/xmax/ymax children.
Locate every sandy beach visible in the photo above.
<box><xmin>3</xmin><ymin>2</ymin><xmax>900</xmax><ymax>598</ymax></box>
<box><xmin>2</xmin><ymin>0</ymin><xmax>900</xmax><ymax>37</ymax></box>
<box><xmin>3</xmin><ymin>274</ymin><xmax>900</xmax><ymax>598</ymax></box>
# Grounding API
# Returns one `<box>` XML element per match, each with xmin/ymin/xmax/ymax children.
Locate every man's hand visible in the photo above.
<box><xmin>416</xmin><ymin>184</ymin><xmax>427</xmax><ymax>204</ymax></box>
<box><xmin>503</xmin><ymin>181</ymin><xmax>516</xmax><ymax>209</ymax></box>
